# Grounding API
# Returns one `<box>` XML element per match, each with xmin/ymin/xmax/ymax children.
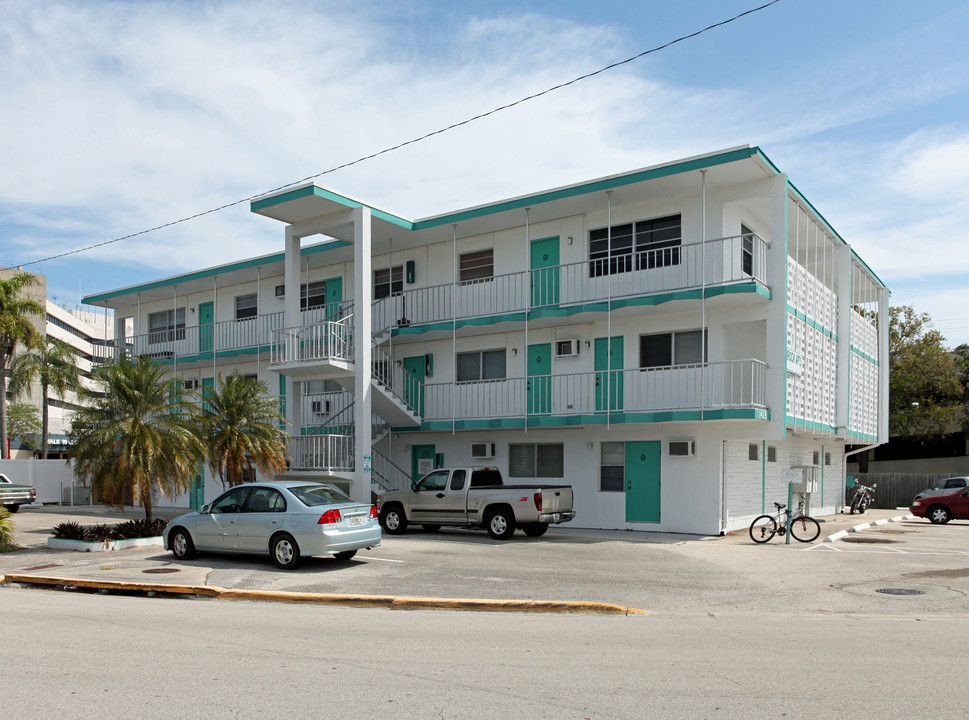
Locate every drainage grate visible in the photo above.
<box><xmin>142</xmin><ymin>568</ymin><xmax>181</xmax><ymax>574</ymax></box>
<box><xmin>876</xmin><ymin>588</ymin><xmax>924</xmax><ymax>596</ymax></box>
<box><xmin>842</xmin><ymin>537</ymin><xmax>897</xmax><ymax>544</ymax></box>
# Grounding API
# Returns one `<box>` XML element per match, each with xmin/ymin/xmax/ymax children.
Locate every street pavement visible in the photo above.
<box><xmin>3</xmin><ymin>503</ymin><xmax>969</xmax><ymax>616</ymax></box>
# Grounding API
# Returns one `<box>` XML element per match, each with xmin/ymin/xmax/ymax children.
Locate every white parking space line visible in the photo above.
<box><xmin>365</xmin><ymin>556</ymin><xmax>404</xmax><ymax>563</ymax></box>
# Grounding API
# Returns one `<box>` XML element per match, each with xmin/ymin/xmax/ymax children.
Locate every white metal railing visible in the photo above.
<box><xmin>373</xmin><ymin>233</ymin><xmax>769</xmax><ymax>334</ymax></box>
<box><xmin>371</xmin><ymin>343</ymin><xmax>423</xmax><ymax>415</ymax></box>
<box><xmin>372</xmin><ymin>451</ymin><xmax>412</xmax><ymax>493</ymax></box>
<box><xmin>422</xmin><ymin>360</ymin><xmax>768</xmax><ymax>421</ymax></box>
<box><xmin>271</xmin><ymin>312</ymin><xmax>354</xmax><ymax>367</ymax></box>
<box><xmin>287</xmin><ymin>434</ymin><xmax>354</xmax><ymax>473</ymax></box>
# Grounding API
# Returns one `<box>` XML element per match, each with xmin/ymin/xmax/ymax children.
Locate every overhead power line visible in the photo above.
<box><xmin>17</xmin><ymin>0</ymin><xmax>783</xmax><ymax>269</ymax></box>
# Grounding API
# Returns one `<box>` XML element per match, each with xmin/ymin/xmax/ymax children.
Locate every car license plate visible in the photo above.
<box><xmin>348</xmin><ymin>515</ymin><xmax>365</xmax><ymax>526</ymax></box>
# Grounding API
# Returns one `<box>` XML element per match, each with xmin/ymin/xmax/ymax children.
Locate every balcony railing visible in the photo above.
<box><xmin>287</xmin><ymin>434</ymin><xmax>353</xmax><ymax>473</ymax></box>
<box><xmin>373</xmin><ymin>233</ymin><xmax>768</xmax><ymax>335</ymax></box>
<box><xmin>271</xmin><ymin>312</ymin><xmax>354</xmax><ymax>367</ymax></box>
<box><xmin>421</xmin><ymin>359</ymin><xmax>767</xmax><ymax>421</ymax></box>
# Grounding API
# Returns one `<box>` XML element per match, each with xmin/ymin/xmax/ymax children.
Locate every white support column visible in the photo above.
<box><xmin>765</xmin><ymin>174</ymin><xmax>789</xmax><ymax>439</ymax></box>
<box><xmin>877</xmin><ymin>285</ymin><xmax>889</xmax><ymax>442</ymax></box>
<box><xmin>283</xmin><ymin>227</ymin><xmax>302</xmax><ymax>437</ymax></box>
<box><xmin>353</xmin><ymin>206</ymin><xmax>373</xmax><ymax>503</ymax></box>
<box><xmin>834</xmin><ymin>245</ymin><xmax>852</xmax><ymax>434</ymax></box>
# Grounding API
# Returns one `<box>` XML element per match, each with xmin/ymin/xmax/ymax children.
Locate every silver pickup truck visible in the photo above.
<box><xmin>378</xmin><ymin>466</ymin><xmax>575</xmax><ymax>540</ymax></box>
<box><xmin>0</xmin><ymin>473</ymin><xmax>36</xmax><ymax>513</ymax></box>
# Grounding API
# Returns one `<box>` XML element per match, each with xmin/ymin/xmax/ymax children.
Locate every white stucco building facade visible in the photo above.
<box><xmin>83</xmin><ymin>146</ymin><xmax>888</xmax><ymax>535</ymax></box>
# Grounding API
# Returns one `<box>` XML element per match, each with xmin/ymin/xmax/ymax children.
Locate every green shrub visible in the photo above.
<box><xmin>0</xmin><ymin>509</ymin><xmax>15</xmax><ymax>549</ymax></box>
<box><xmin>86</xmin><ymin>524</ymin><xmax>114</xmax><ymax>542</ymax></box>
<box><xmin>51</xmin><ymin>520</ymin><xmax>88</xmax><ymax>540</ymax></box>
<box><xmin>111</xmin><ymin>518</ymin><xmax>166</xmax><ymax>539</ymax></box>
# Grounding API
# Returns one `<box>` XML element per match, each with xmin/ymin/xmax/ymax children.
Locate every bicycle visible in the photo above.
<box><xmin>749</xmin><ymin>501</ymin><xmax>821</xmax><ymax>543</ymax></box>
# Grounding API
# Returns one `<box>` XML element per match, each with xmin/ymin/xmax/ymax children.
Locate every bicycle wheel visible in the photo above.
<box><xmin>749</xmin><ymin>515</ymin><xmax>777</xmax><ymax>543</ymax></box>
<box><xmin>790</xmin><ymin>515</ymin><xmax>821</xmax><ymax>543</ymax></box>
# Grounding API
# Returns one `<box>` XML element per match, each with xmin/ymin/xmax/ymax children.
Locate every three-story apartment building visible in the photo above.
<box><xmin>83</xmin><ymin>146</ymin><xmax>888</xmax><ymax>535</ymax></box>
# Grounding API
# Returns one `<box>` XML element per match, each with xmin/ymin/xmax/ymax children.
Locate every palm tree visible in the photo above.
<box><xmin>0</xmin><ymin>272</ymin><xmax>44</xmax><ymax>459</ymax></box>
<box><xmin>9</xmin><ymin>337</ymin><xmax>81</xmax><ymax>458</ymax></box>
<box><xmin>70</xmin><ymin>356</ymin><xmax>202</xmax><ymax>520</ymax></box>
<box><xmin>193</xmin><ymin>374</ymin><xmax>287</xmax><ymax>488</ymax></box>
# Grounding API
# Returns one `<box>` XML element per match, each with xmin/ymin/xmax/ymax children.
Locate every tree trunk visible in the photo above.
<box><xmin>41</xmin><ymin>383</ymin><xmax>49</xmax><ymax>460</ymax></box>
<box><xmin>0</xmin><ymin>349</ymin><xmax>8</xmax><ymax>460</ymax></box>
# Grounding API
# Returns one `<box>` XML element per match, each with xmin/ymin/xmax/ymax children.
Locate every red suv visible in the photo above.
<box><xmin>910</xmin><ymin>487</ymin><xmax>969</xmax><ymax>524</ymax></box>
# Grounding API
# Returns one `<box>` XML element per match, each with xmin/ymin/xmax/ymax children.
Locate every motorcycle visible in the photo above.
<box><xmin>849</xmin><ymin>482</ymin><xmax>876</xmax><ymax>514</ymax></box>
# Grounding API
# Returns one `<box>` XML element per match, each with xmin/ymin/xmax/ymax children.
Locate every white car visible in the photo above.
<box><xmin>163</xmin><ymin>480</ymin><xmax>381</xmax><ymax>569</ymax></box>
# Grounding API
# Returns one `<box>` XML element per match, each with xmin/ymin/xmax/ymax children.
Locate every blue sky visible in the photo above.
<box><xmin>2</xmin><ymin>0</ymin><xmax>969</xmax><ymax>344</ymax></box>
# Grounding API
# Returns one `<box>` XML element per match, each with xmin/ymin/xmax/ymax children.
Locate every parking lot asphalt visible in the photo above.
<box><xmin>3</xmin><ymin>503</ymin><xmax>968</xmax><ymax>616</ymax></box>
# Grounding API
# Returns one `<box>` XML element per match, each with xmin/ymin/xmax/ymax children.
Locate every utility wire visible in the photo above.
<box><xmin>17</xmin><ymin>0</ymin><xmax>783</xmax><ymax>269</ymax></box>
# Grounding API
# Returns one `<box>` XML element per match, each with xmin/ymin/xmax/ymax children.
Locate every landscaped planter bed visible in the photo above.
<box><xmin>47</xmin><ymin>536</ymin><xmax>163</xmax><ymax>552</ymax></box>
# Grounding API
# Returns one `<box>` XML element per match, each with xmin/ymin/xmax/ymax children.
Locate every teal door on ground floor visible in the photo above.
<box><xmin>625</xmin><ymin>441</ymin><xmax>661</xmax><ymax>523</ymax></box>
<box><xmin>411</xmin><ymin>444</ymin><xmax>437</xmax><ymax>482</ymax></box>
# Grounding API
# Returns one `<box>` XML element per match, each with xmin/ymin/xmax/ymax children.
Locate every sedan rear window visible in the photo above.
<box><xmin>289</xmin><ymin>484</ymin><xmax>353</xmax><ymax>506</ymax></box>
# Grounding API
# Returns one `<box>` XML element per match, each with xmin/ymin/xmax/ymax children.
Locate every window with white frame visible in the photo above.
<box><xmin>767</xmin><ymin>446</ymin><xmax>777</xmax><ymax>463</ymax></box>
<box><xmin>374</xmin><ymin>266</ymin><xmax>403</xmax><ymax>300</ymax></box>
<box><xmin>740</xmin><ymin>223</ymin><xmax>755</xmax><ymax>276</ymax></box>
<box><xmin>589</xmin><ymin>214</ymin><xmax>681</xmax><ymax>277</ymax></box>
<box><xmin>301</xmin><ymin>281</ymin><xmax>327</xmax><ymax>310</ymax></box>
<box><xmin>235</xmin><ymin>293</ymin><xmax>257</xmax><ymax>321</ymax></box>
<box><xmin>460</xmin><ymin>249</ymin><xmax>494</xmax><ymax>283</ymax></box>
<box><xmin>639</xmin><ymin>330</ymin><xmax>706</xmax><ymax>368</ymax></box>
<box><xmin>148</xmin><ymin>308</ymin><xmax>185</xmax><ymax>344</ymax></box>
<box><xmin>510</xmin><ymin>443</ymin><xmax>564</xmax><ymax>478</ymax></box>
<box><xmin>749</xmin><ymin>443</ymin><xmax>760</xmax><ymax>461</ymax></box>
<box><xmin>600</xmin><ymin>442</ymin><xmax>624</xmax><ymax>492</ymax></box>
<box><xmin>456</xmin><ymin>349</ymin><xmax>506</xmax><ymax>382</ymax></box>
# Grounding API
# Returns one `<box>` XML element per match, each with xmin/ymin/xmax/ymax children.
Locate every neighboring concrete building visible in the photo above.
<box><xmin>83</xmin><ymin>146</ymin><xmax>889</xmax><ymax>534</ymax></box>
<box><xmin>1</xmin><ymin>269</ymin><xmax>114</xmax><ymax>458</ymax></box>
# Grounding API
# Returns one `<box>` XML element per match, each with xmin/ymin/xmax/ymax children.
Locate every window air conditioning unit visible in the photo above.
<box><xmin>274</xmin><ymin>284</ymin><xmax>286</xmax><ymax>298</ymax></box>
<box><xmin>555</xmin><ymin>339</ymin><xmax>579</xmax><ymax>358</ymax></box>
<box><xmin>311</xmin><ymin>400</ymin><xmax>330</xmax><ymax>415</ymax></box>
<box><xmin>471</xmin><ymin>442</ymin><xmax>496</xmax><ymax>459</ymax></box>
<box><xmin>668</xmin><ymin>439</ymin><xmax>696</xmax><ymax>457</ymax></box>
<box><xmin>183</xmin><ymin>379</ymin><xmax>199</xmax><ymax>390</ymax></box>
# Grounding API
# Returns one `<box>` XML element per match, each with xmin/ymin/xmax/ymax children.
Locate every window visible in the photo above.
<box><xmin>749</xmin><ymin>443</ymin><xmax>760</xmax><ymax>461</ymax></box>
<box><xmin>450</xmin><ymin>469</ymin><xmax>467</xmax><ymax>491</ymax></box>
<box><xmin>812</xmin><ymin>451</ymin><xmax>820</xmax><ymax>465</ymax></box>
<box><xmin>825</xmin><ymin>452</ymin><xmax>831</xmax><ymax>466</ymax></box>
<box><xmin>510</xmin><ymin>444</ymin><xmax>564</xmax><ymax>478</ymax></box>
<box><xmin>460</xmin><ymin>249</ymin><xmax>494</xmax><ymax>283</ymax></box>
<box><xmin>148</xmin><ymin>308</ymin><xmax>185</xmax><ymax>344</ymax></box>
<box><xmin>211</xmin><ymin>487</ymin><xmax>250</xmax><ymax>514</ymax></box>
<box><xmin>600</xmin><ymin>442</ymin><xmax>624</xmax><ymax>492</ymax></box>
<box><xmin>740</xmin><ymin>223</ymin><xmax>755</xmax><ymax>276</ymax></box>
<box><xmin>768</xmin><ymin>446</ymin><xmax>777</xmax><ymax>463</ymax></box>
<box><xmin>235</xmin><ymin>293</ymin><xmax>257</xmax><ymax>321</ymax></box>
<box><xmin>247</xmin><ymin>488</ymin><xmax>286</xmax><ymax>513</ymax></box>
<box><xmin>589</xmin><ymin>214</ymin><xmax>681</xmax><ymax>277</ymax></box>
<box><xmin>639</xmin><ymin>330</ymin><xmax>706</xmax><ymax>368</ymax></box>
<box><xmin>301</xmin><ymin>281</ymin><xmax>327</xmax><ymax>310</ymax></box>
<box><xmin>457</xmin><ymin>349</ymin><xmax>506</xmax><ymax>382</ymax></box>
<box><xmin>417</xmin><ymin>469</ymin><xmax>449</xmax><ymax>491</ymax></box>
<box><xmin>374</xmin><ymin>266</ymin><xmax>403</xmax><ymax>300</ymax></box>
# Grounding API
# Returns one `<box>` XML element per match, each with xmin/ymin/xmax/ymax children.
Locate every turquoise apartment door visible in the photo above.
<box><xmin>402</xmin><ymin>355</ymin><xmax>426</xmax><ymax>416</ymax></box>
<box><xmin>527</xmin><ymin>343</ymin><xmax>551</xmax><ymax>415</ymax></box>
<box><xmin>594</xmin><ymin>336</ymin><xmax>624</xmax><ymax>412</ymax></box>
<box><xmin>625</xmin><ymin>441</ymin><xmax>661</xmax><ymax>523</ymax></box>
<box><xmin>325</xmin><ymin>277</ymin><xmax>343</xmax><ymax>319</ymax></box>
<box><xmin>198</xmin><ymin>301</ymin><xmax>214</xmax><ymax>354</ymax></box>
<box><xmin>530</xmin><ymin>236</ymin><xmax>560</xmax><ymax>308</ymax></box>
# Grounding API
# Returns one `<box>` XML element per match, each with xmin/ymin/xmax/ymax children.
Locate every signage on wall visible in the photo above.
<box><xmin>786</xmin><ymin>349</ymin><xmax>804</xmax><ymax>376</ymax></box>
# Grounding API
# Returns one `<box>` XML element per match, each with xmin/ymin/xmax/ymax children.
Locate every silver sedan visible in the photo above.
<box><xmin>163</xmin><ymin>480</ymin><xmax>381</xmax><ymax>569</ymax></box>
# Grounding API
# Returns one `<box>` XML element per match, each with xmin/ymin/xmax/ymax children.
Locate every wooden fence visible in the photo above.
<box><xmin>849</xmin><ymin>473</ymin><xmax>958</xmax><ymax>509</ymax></box>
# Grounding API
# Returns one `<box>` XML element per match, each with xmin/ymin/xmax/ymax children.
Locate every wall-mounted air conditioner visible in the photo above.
<box><xmin>555</xmin><ymin>339</ymin><xmax>579</xmax><ymax>358</ymax></box>
<box><xmin>183</xmin><ymin>379</ymin><xmax>199</xmax><ymax>390</ymax></box>
<box><xmin>311</xmin><ymin>400</ymin><xmax>330</xmax><ymax>415</ymax></box>
<box><xmin>471</xmin><ymin>442</ymin><xmax>496</xmax><ymax>459</ymax></box>
<box><xmin>275</xmin><ymin>284</ymin><xmax>286</xmax><ymax>298</ymax></box>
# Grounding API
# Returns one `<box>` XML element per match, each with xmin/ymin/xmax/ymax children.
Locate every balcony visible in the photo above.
<box><xmin>373</xmin><ymin>233</ymin><xmax>768</xmax><ymax>335</ymax></box>
<box><xmin>421</xmin><ymin>359</ymin><xmax>768</xmax><ymax>425</ymax></box>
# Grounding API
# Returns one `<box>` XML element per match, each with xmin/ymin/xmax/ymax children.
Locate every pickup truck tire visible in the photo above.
<box><xmin>421</xmin><ymin>524</ymin><xmax>442</xmax><ymax>532</ymax></box>
<box><xmin>522</xmin><ymin>522</ymin><xmax>549</xmax><ymax>537</ymax></box>
<box><xmin>2</xmin><ymin>504</ymin><xmax>20</xmax><ymax>513</ymax></box>
<box><xmin>380</xmin><ymin>504</ymin><xmax>408</xmax><ymax>535</ymax></box>
<box><xmin>170</xmin><ymin>528</ymin><xmax>196</xmax><ymax>560</ymax></box>
<box><xmin>485</xmin><ymin>507</ymin><xmax>516</xmax><ymax>540</ymax></box>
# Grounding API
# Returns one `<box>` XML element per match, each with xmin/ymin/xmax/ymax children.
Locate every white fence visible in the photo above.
<box><xmin>0</xmin><ymin>458</ymin><xmax>90</xmax><ymax>505</ymax></box>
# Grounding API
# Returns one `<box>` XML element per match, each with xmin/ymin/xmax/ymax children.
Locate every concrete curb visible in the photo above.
<box><xmin>823</xmin><ymin>514</ymin><xmax>915</xmax><ymax>543</ymax></box>
<box><xmin>0</xmin><ymin>574</ymin><xmax>645</xmax><ymax>615</ymax></box>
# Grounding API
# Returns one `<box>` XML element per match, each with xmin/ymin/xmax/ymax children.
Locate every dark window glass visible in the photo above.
<box><xmin>589</xmin><ymin>223</ymin><xmax>633</xmax><ymax>277</ymax></box>
<box><xmin>510</xmin><ymin>444</ymin><xmax>563</xmax><ymax>478</ymax></box>
<box><xmin>460</xmin><ymin>249</ymin><xmax>494</xmax><ymax>282</ymax></box>
<box><xmin>301</xmin><ymin>281</ymin><xmax>327</xmax><ymax>310</ymax></box>
<box><xmin>374</xmin><ymin>266</ymin><xmax>403</xmax><ymax>300</ymax></box>
<box><xmin>148</xmin><ymin>308</ymin><xmax>185</xmax><ymax>344</ymax></box>
<box><xmin>635</xmin><ymin>215</ymin><xmax>681</xmax><ymax>269</ymax></box>
<box><xmin>235</xmin><ymin>293</ymin><xmax>257</xmax><ymax>320</ymax></box>
<box><xmin>450</xmin><ymin>469</ymin><xmax>467</xmax><ymax>491</ymax></box>
<box><xmin>457</xmin><ymin>350</ymin><xmax>505</xmax><ymax>382</ymax></box>
<box><xmin>741</xmin><ymin>223</ymin><xmax>754</xmax><ymax>276</ymax></box>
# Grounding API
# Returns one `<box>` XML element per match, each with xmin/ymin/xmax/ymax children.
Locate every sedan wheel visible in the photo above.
<box><xmin>271</xmin><ymin>534</ymin><xmax>300</xmax><ymax>569</ymax></box>
<box><xmin>170</xmin><ymin>528</ymin><xmax>196</xmax><ymax>560</ymax></box>
<box><xmin>928</xmin><ymin>505</ymin><xmax>952</xmax><ymax>524</ymax></box>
